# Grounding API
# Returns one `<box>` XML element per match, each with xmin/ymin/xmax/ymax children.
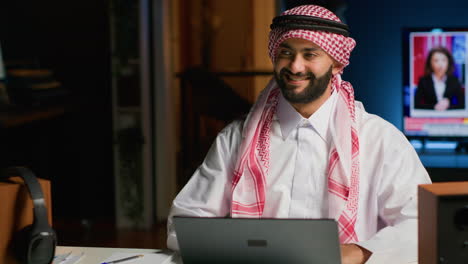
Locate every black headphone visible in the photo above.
<box><xmin>1</xmin><ymin>167</ymin><xmax>57</xmax><ymax>264</ymax></box>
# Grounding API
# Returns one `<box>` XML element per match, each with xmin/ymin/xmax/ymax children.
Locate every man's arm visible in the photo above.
<box><xmin>355</xmin><ymin>140</ymin><xmax>431</xmax><ymax>264</ymax></box>
<box><xmin>167</xmin><ymin>121</ymin><xmax>243</xmax><ymax>251</ymax></box>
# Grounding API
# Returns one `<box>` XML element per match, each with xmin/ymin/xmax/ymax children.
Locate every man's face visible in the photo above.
<box><xmin>273</xmin><ymin>38</ymin><xmax>340</xmax><ymax>104</ymax></box>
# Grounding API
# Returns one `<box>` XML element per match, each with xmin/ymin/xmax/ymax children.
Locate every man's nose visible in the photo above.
<box><xmin>289</xmin><ymin>55</ymin><xmax>306</xmax><ymax>74</ymax></box>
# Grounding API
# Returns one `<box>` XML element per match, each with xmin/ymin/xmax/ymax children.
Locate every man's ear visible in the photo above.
<box><xmin>332</xmin><ymin>62</ymin><xmax>344</xmax><ymax>75</ymax></box>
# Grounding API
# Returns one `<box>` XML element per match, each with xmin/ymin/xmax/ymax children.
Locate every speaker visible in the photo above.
<box><xmin>419</xmin><ymin>182</ymin><xmax>468</xmax><ymax>264</ymax></box>
<box><xmin>1</xmin><ymin>167</ymin><xmax>57</xmax><ymax>264</ymax></box>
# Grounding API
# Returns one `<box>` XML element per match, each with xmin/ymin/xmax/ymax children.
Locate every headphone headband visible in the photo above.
<box><xmin>1</xmin><ymin>166</ymin><xmax>56</xmax><ymax>264</ymax></box>
<box><xmin>2</xmin><ymin>167</ymin><xmax>49</xmax><ymax>228</ymax></box>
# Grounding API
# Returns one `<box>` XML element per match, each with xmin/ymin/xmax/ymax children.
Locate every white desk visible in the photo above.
<box><xmin>57</xmin><ymin>246</ymin><xmax>418</xmax><ymax>264</ymax></box>
<box><xmin>56</xmin><ymin>246</ymin><xmax>181</xmax><ymax>264</ymax></box>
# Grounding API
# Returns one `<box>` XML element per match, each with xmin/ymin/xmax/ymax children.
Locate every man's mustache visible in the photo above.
<box><xmin>279</xmin><ymin>68</ymin><xmax>315</xmax><ymax>79</ymax></box>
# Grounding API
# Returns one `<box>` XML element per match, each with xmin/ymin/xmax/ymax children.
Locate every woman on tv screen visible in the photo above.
<box><xmin>414</xmin><ymin>46</ymin><xmax>465</xmax><ymax>110</ymax></box>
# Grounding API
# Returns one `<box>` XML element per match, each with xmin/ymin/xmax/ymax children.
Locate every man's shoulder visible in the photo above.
<box><xmin>356</xmin><ymin>104</ymin><xmax>408</xmax><ymax>146</ymax></box>
<box><xmin>218</xmin><ymin>118</ymin><xmax>245</xmax><ymax>140</ymax></box>
<box><xmin>357</xmin><ymin>107</ymin><xmax>393</xmax><ymax>128</ymax></box>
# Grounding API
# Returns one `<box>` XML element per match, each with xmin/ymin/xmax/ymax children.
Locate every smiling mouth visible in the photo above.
<box><xmin>285</xmin><ymin>73</ymin><xmax>310</xmax><ymax>83</ymax></box>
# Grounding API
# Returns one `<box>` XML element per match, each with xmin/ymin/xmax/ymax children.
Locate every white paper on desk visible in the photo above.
<box><xmin>103</xmin><ymin>252</ymin><xmax>173</xmax><ymax>264</ymax></box>
<box><xmin>53</xmin><ymin>252</ymin><xmax>85</xmax><ymax>264</ymax></box>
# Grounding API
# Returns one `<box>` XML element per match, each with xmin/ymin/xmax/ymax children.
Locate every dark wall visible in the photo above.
<box><xmin>344</xmin><ymin>0</ymin><xmax>468</xmax><ymax>129</ymax></box>
<box><xmin>0</xmin><ymin>0</ymin><xmax>114</xmax><ymax>220</ymax></box>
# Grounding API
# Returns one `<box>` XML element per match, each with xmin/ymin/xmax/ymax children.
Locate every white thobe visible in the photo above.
<box><xmin>167</xmin><ymin>91</ymin><xmax>431</xmax><ymax>264</ymax></box>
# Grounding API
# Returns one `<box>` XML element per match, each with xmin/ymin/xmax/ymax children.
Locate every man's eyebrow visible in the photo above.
<box><xmin>303</xmin><ymin>47</ymin><xmax>320</xmax><ymax>52</ymax></box>
<box><xmin>279</xmin><ymin>43</ymin><xmax>292</xmax><ymax>49</ymax></box>
<box><xmin>278</xmin><ymin>43</ymin><xmax>320</xmax><ymax>52</ymax></box>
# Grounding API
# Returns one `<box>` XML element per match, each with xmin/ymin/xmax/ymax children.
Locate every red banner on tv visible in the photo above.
<box><xmin>404</xmin><ymin>117</ymin><xmax>465</xmax><ymax>131</ymax></box>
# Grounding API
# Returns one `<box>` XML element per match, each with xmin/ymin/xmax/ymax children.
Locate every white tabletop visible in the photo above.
<box><xmin>56</xmin><ymin>246</ymin><xmax>417</xmax><ymax>264</ymax></box>
<box><xmin>56</xmin><ymin>246</ymin><xmax>181</xmax><ymax>264</ymax></box>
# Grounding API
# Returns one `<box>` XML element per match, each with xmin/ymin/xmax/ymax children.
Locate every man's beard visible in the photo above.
<box><xmin>274</xmin><ymin>66</ymin><xmax>333</xmax><ymax>104</ymax></box>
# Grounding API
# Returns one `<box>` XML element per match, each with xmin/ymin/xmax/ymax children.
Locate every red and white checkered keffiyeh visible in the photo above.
<box><xmin>269</xmin><ymin>5</ymin><xmax>356</xmax><ymax>69</ymax></box>
<box><xmin>231</xmin><ymin>5</ymin><xmax>360</xmax><ymax>244</ymax></box>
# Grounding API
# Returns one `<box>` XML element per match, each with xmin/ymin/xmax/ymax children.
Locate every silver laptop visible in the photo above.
<box><xmin>173</xmin><ymin>217</ymin><xmax>341</xmax><ymax>264</ymax></box>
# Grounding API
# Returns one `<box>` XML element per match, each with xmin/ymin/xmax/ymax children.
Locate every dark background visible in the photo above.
<box><xmin>1</xmin><ymin>0</ymin><xmax>468</xmax><ymax>225</ymax></box>
<box><xmin>0</xmin><ymin>0</ymin><xmax>114</xmax><ymax>220</ymax></box>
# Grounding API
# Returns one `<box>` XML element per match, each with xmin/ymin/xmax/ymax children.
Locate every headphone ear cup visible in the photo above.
<box><xmin>12</xmin><ymin>225</ymin><xmax>34</xmax><ymax>263</ymax></box>
<box><xmin>3</xmin><ymin>167</ymin><xmax>57</xmax><ymax>264</ymax></box>
<box><xmin>28</xmin><ymin>228</ymin><xmax>57</xmax><ymax>264</ymax></box>
<box><xmin>12</xmin><ymin>224</ymin><xmax>57</xmax><ymax>264</ymax></box>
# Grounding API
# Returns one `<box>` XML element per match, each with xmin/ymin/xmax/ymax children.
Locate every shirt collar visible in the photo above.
<box><xmin>276</xmin><ymin>90</ymin><xmax>337</xmax><ymax>141</ymax></box>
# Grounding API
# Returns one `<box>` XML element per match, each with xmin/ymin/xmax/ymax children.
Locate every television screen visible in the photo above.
<box><xmin>403</xmin><ymin>28</ymin><xmax>468</xmax><ymax>138</ymax></box>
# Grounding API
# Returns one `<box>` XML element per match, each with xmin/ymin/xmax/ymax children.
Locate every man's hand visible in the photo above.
<box><xmin>340</xmin><ymin>244</ymin><xmax>372</xmax><ymax>264</ymax></box>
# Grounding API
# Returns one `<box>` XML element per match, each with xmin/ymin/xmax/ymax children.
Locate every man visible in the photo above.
<box><xmin>167</xmin><ymin>5</ymin><xmax>431</xmax><ymax>264</ymax></box>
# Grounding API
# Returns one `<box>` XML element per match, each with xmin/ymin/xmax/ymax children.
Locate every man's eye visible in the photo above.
<box><xmin>279</xmin><ymin>50</ymin><xmax>292</xmax><ymax>56</ymax></box>
<box><xmin>304</xmin><ymin>53</ymin><xmax>317</xmax><ymax>59</ymax></box>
